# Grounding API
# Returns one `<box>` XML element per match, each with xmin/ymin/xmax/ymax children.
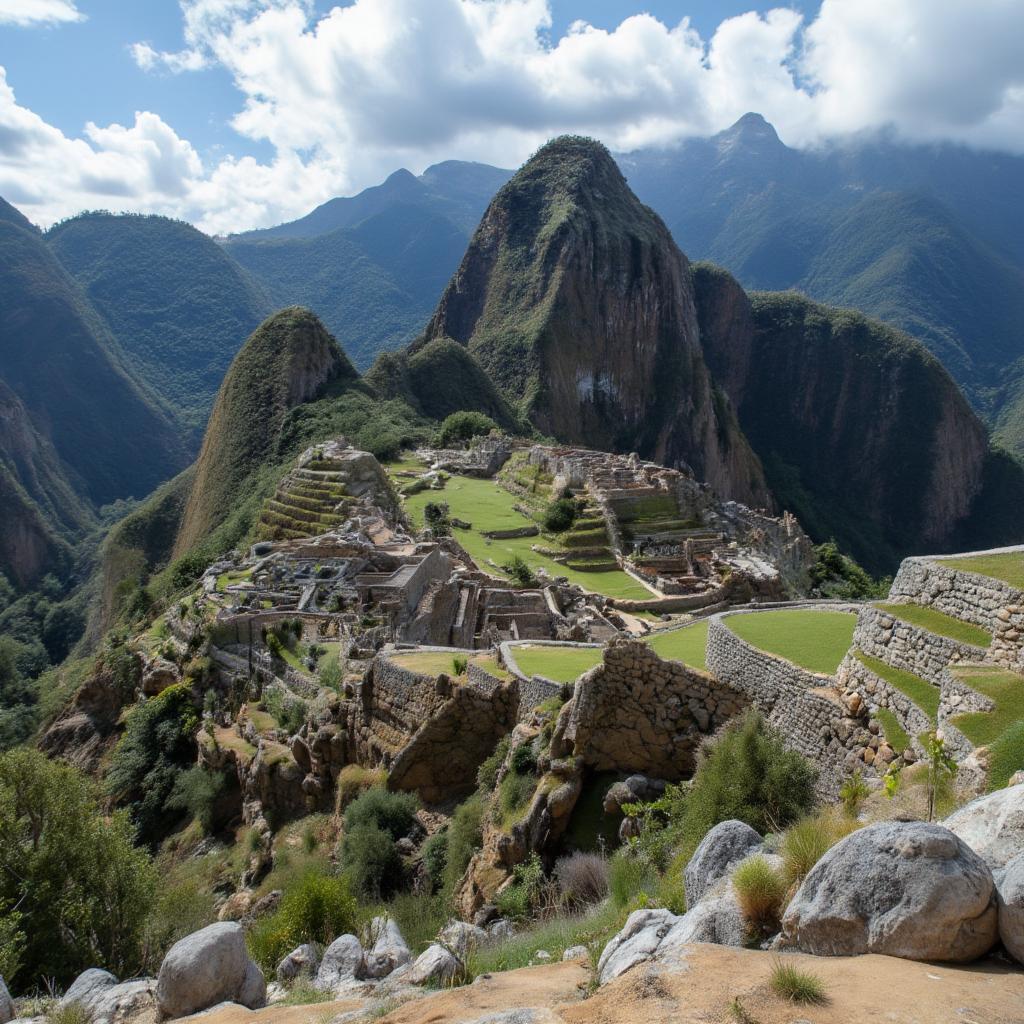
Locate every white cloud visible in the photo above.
<box><xmin>0</xmin><ymin>0</ymin><xmax>83</xmax><ymax>25</ymax></box>
<box><xmin>3</xmin><ymin>0</ymin><xmax>1024</xmax><ymax>233</ymax></box>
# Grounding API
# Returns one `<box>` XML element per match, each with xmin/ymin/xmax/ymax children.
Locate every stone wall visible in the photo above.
<box><xmin>551</xmin><ymin>639</ymin><xmax>748</xmax><ymax>779</ymax></box>
<box><xmin>705</xmin><ymin>612</ymin><xmax>870</xmax><ymax>795</ymax></box>
<box><xmin>889</xmin><ymin>553</ymin><xmax>1024</xmax><ymax>632</ymax></box>
<box><xmin>853</xmin><ymin>604</ymin><xmax>986</xmax><ymax>687</ymax></box>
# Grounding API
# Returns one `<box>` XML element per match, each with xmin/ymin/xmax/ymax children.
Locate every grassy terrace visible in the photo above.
<box><xmin>647</xmin><ymin>619</ymin><xmax>710</xmax><ymax>672</ymax></box>
<box><xmin>873</xmin><ymin>706</ymin><xmax>911</xmax><ymax>753</ymax></box>
<box><xmin>724</xmin><ymin>609</ymin><xmax>857</xmax><ymax>676</ymax></box>
<box><xmin>853</xmin><ymin>651</ymin><xmax>939</xmax><ymax>722</ymax></box>
<box><xmin>511</xmin><ymin>645</ymin><xmax>604</xmax><ymax>682</ymax></box>
<box><xmin>950</xmin><ymin>666</ymin><xmax>1024</xmax><ymax>788</ymax></box>
<box><xmin>400</xmin><ymin>474</ymin><xmax>651</xmax><ymax>601</ymax></box>
<box><xmin>389</xmin><ymin>650</ymin><xmax>510</xmax><ymax>680</ymax></box>
<box><xmin>216</xmin><ymin>567</ymin><xmax>253</xmax><ymax>592</ymax></box>
<box><xmin>874</xmin><ymin>602</ymin><xmax>991</xmax><ymax>648</ymax></box>
<box><xmin>935</xmin><ymin>551</ymin><xmax>1024</xmax><ymax>590</ymax></box>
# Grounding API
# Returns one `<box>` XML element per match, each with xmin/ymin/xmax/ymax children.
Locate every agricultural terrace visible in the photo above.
<box><xmin>853</xmin><ymin>652</ymin><xmax>939</xmax><ymax>721</ymax></box>
<box><xmin>950</xmin><ymin>665</ymin><xmax>1024</xmax><ymax>789</ymax></box>
<box><xmin>725</xmin><ymin>609</ymin><xmax>857</xmax><ymax>675</ymax></box>
<box><xmin>398</xmin><ymin>473</ymin><xmax>651</xmax><ymax>601</ymax></box>
<box><xmin>510</xmin><ymin>645</ymin><xmax>604</xmax><ymax>682</ymax></box>
<box><xmin>935</xmin><ymin>550</ymin><xmax>1024</xmax><ymax>590</ymax></box>
<box><xmin>874</xmin><ymin>602</ymin><xmax>991</xmax><ymax>648</ymax></box>
<box><xmin>389</xmin><ymin>650</ymin><xmax>510</xmax><ymax>680</ymax></box>
<box><xmin>646</xmin><ymin>620</ymin><xmax>710</xmax><ymax>672</ymax></box>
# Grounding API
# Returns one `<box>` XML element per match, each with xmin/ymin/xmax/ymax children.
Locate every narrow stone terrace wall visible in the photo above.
<box><xmin>552</xmin><ymin>639</ymin><xmax>747</xmax><ymax>780</ymax></box>
<box><xmin>853</xmin><ymin>605</ymin><xmax>986</xmax><ymax>687</ymax></box>
<box><xmin>890</xmin><ymin>552</ymin><xmax>1024</xmax><ymax>631</ymax></box>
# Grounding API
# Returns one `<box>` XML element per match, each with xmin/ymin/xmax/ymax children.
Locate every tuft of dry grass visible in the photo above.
<box><xmin>769</xmin><ymin>959</ymin><xmax>828</xmax><ymax>1004</ymax></box>
<box><xmin>732</xmin><ymin>855</ymin><xmax>787</xmax><ymax>937</ymax></box>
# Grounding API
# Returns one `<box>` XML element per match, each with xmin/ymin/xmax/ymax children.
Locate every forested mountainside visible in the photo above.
<box><xmin>48</xmin><ymin>213</ymin><xmax>271</xmax><ymax>443</ymax></box>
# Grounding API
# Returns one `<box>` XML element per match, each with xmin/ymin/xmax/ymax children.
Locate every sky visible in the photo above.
<box><xmin>0</xmin><ymin>0</ymin><xmax>1021</xmax><ymax>234</ymax></box>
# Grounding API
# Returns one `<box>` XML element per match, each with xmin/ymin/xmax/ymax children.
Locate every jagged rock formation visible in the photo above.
<box><xmin>692</xmin><ymin>263</ymin><xmax>1021</xmax><ymax>572</ymax></box>
<box><xmin>416</xmin><ymin>136</ymin><xmax>769</xmax><ymax>508</ymax></box>
<box><xmin>175</xmin><ymin>308</ymin><xmax>357</xmax><ymax>554</ymax></box>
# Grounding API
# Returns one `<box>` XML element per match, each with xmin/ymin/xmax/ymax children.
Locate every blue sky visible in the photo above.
<box><xmin>0</xmin><ymin>1</ymin><xmax>1019</xmax><ymax>233</ymax></box>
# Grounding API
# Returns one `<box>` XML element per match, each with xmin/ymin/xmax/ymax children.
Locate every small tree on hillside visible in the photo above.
<box><xmin>424</xmin><ymin>501</ymin><xmax>451</xmax><ymax>537</ymax></box>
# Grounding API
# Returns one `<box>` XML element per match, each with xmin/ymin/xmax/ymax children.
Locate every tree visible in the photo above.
<box><xmin>436</xmin><ymin>411</ymin><xmax>497</xmax><ymax>448</ymax></box>
<box><xmin>424</xmin><ymin>501</ymin><xmax>451</xmax><ymax>537</ymax></box>
<box><xmin>0</xmin><ymin>749</ymin><xmax>157</xmax><ymax>988</ymax></box>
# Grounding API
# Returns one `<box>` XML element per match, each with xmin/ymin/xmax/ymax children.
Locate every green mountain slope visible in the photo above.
<box><xmin>47</xmin><ymin>213</ymin><xmax>271</xmax><ymax>442</ymax></box>
<box><xmin>0</xmin><ymin>205</ymin><xmax>187</xmax><ymax>507</ymax></box>
<box><xmin>417</xmin><ymin>135</ymin><xmax>769</xmax><ymax>508</ymax></box>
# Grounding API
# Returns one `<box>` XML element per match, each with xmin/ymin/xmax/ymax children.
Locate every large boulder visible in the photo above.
<box><xmin>314</xmin><ymin>935</ymin><xmax>366</xmax><ymax>991</ymax></box>
<box><xmin>364</xmin><ymin>918</ymin><xmax>412</xmax><ymax>979</ymax></box>
<box><xmin>276</xmin><ymin>943</ymin><xmax>320</xmax><ymax>984</ymax></box>
<box><xmin>597</xmin><ymin>908</ymin><xmax>679</xmax><ymax>984</ymax></box>
<box><xmin>438</xmin><ymin>920</ymin><xmax>489</xmax><ymax>958</ymax></box>
<box><xmin>88</xmin><ymin>980</ymin><xmax>157</xmax><ymax>1024</ymax></box>
<box><xmin>684</xmin><ymin>820</ymin><xmax>762</xmax><ymax>908</ymax></box>
<box><xmin>156</xmin><ymin>922</ymin><xmax>266</xmax><ymax>1018</ymax></box>
<box><xmin>944</xmin><ymin>785</ymin><xmax>1024</xmax><ymax>874</ymax></box>
<box><xmin>662</xmin><ymin>889</ymin><xmax>746</xmax><ymax>949</ymax></box>
<box><xmin>782</xmin><ymin>821</ymin><xmax>997</xmax><ymax>962</ymax></box>
<box><xmin>997</xmin><ymin>851</ymin><xmax>1024</xmax><ymax>964</ymax></box>
<box><xmin>408</xmin><ymin>944</ymin><xmax>463</xmax><ymax>986</ymax></box>
<box><xmin>60</xmin><ymin>969</ymin><xmax>117</xmax><ymax>1014</ymax></box>
<box><xmin>0</xmin><ymin>976</ymin><xmax>13</xmax><ymax>1024</ymax></box>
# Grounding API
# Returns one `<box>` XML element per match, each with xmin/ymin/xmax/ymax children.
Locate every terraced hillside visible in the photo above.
<box><xmin>257</xmin><ymin>461</ymin><xmax>350</xmax><ymax>541</ymax></box>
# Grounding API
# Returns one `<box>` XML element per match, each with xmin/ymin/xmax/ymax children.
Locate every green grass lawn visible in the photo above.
<box><xmin>873</xmin><ymin>706</ymin><xmax>911</xmax><ymax>754</ymax></box>
<box><xmin>646</xmin><ymin>620</ymin><xmax>710</xmax><ymax>672</ymax></box>
<box><xmin>874</xmin><ymin>602</ymin><xmax>991</xmax><ymax>648</ymax></box>
<box><xmin>935</xmin><ymin>552</ymin><xmax>1024</xmax><ymax>591</ymax></box>
<box><xmin>951</xmin><ymin>666</ymin><xmax>1024</xmax><ymax>790</ymax></box>
<box><xmin>854</xmin><ymin>651</ymin><xmax>939</xmax><ymax>721</ymax></box>
<box><xmin>724</xmin><ymin>610</ymin><xmax>857</xmax><ymax>675</ymax></box>
<box><xmin>276</xmin><ymin>643</ymin><xmax>305</xmax><ymax>672</ymax></box>
<box><xmin>510</xmin><ymin>645</ymin><xmax>604</xmax><ymax>682</ymax></box>
<box><xmin>389</xmin><ymin>650</ymin><xmax>510</xmax><ymax>680</ymax></box>
<box><xmin>402</xmin><ymin>475</ymin><xmax>651</xmax><ymax>601</ymax></box>
<box><xmin>216</xmin><ymin>567</ymin><xmax>254</xmax><ymax>592</ymax></box>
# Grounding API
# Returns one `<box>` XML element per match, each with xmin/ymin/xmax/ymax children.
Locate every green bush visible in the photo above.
<box><xmin>105</xmin><ymin>683</ymin><xmax>199</xmax><ymax>846</ymax></box>
<box><xmin>452</xmin><ymin>655</ymin><xmax>468</xmax><ymax>676</ymax></box>
<box><xmin>340</xmin><ymin>824</ymin><xmax>403</xmax><ymax>900</ymax></box>
<box><xmin>424</xmin><ymin>501</ymin><xmax>451</xmax><ymax>538</ymax></box>
<box><xmin>167</xmin><ymin>766</ymin><xmax>228</xmax><ymax>835</ymax></box>
<box><xmin>608</xmin><ymin>850</ymin><xmax>658</xmax><ymax>909</ymax></box>
<box><xmin>0</xmin><ymin>749</ymin><xmax>157</xmax><ymax>989</ymax></box>
<box><xmin>732</xmin><ymin>855</ymin><xmax>787</xmax><ymax>938</ymax></box>
<box><xmin>477</xmin><ymin>736</ymin><xmax>510</xmax><ymax>792</ymax></box>
<box><xmin>510</xmin><ymin>742</ymin><xmax>538</xmax><ymax>776</ymax></box>
<box><xmin>443</xmin><ymin>793</ymin><xmax>484</xmax><ymax>898</ymax></box>
<box><xmin>437</xmin><ymin>411</ymin><xmax>498</xmax><ymax>448</ymax></box>
<box><xmin>335</xmin><ymin>765</ymin><xmax>386</xmax><ymax>813</ymax></box>
<box><xmin>248</xmin><ymin>870</ymin><xmax>358</xmax><ymax>973</ymax></box>
<box><xmin>494</xmin><ymin>854</ymin><xmax>545</xmax><ymax>921</ymax></box>
<box><xmin>543</xmin><ymin>497</ymin><xmax>579</xmax><ymax>533</ymax></box>
<box><xmin>502</xmin><ymin>555</ymin><xmax>538</xmax><ymax>588</ymax></box>
<box><xmin>343</xmin><ymin>787</ymin><xmax>420</xmax><ymax>841</ymax></box>
<box><xmin>142</xmin><ymin>874</ymin><xmax>217</xmax><ymax>967</ymax></box>
<box><xmin>422</xmin><ymin>830</ymin><xmax>448</xmax><ymax>893</ymax></box>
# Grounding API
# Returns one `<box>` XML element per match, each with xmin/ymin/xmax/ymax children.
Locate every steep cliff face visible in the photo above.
<box><xmin>174</xmin><ymin>307</ymin><xmax>356</xmax><ymax>554</ymax></box>
<box><xmin>418</xmin><ymin>136</ymin><xmax>769</xmax><ymax>508</ymax></box>
<box><xmin>692</xmin><ymin>263</ymin><xmax>1003</xmax><ymax>571</ymax></box>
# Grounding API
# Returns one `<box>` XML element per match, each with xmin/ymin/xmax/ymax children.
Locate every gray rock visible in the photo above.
<box><xmin>944</xmin><ymin>785</ymin><xmax>1024</xmax><ymax>873</ymax></box>
<box><xmin>996</xmin><ymin>851</ymin><xmax>1024</xmax><ymax>964</ymax></box>
<box><xmin>157</xmin><ymin>922</ymin><xmax>261</xmax><ymax>1018</ymax></box>
<box><xmin>438</xmin><ymin>920</ymin><xmax>488</xmax><ymax>957</ymax></box>
<box><xmin>782</xmin><ymin>821</ymin><xmax>998</xmax><ymax>962</ymax></box>
<box><xmin>473</xmin><ymin>905</ymin><xmax>499</xmax><ymax>927</ymax></box>
<box><xmin>597</xmin><ymin>908</ymin><xmax>680</xmax><ymax>984</ymax></box>
<box><xmin>661</xmin><ymin>888</ymin><xmax>746</xmax><ymax>950</ymax></box>
<box><xmin>408</xmin><ymin>944</ymin><xmax>463</xmax><ymax>986</ymax></box>
<box><xmin>60</xmin><ymin>969</ymin><xmax>117</xmax><ymax>1014</ymax></box>
<box><xmin>562</xmin><ymin>945</ymin><xmax>588</xmax><ymax>961</ymax></box>
<box><xmin>364</xmin><ymin>917</ymin><xmax>412</xmax><ymax>979</ymax></box>
<box><xmin>276</xmin><ymin>943</ymin><xmax>320</xmax><ymax>985</ymax></box>
<box><xmin>236</xmin><ymin>961</ymin><xmax>267</xmax><ymax>1011</ymax></box>
<box><xmin>314</xmin><ymin>934</ymin><xmax>366</xmax><ymax>990</ymax></box>
<box><xmin>486</xmin><ymin>919</ymin><xmax>514</xmax><ymax>941</ymax></box>
<box><xmin>90</xmin><ymin>980</ymin><xmax>157</xmax><ymax>1024</ymax></box>
<box><xmin>0</xmin><ymin>976</ymin><xmax>13</xmax><ymax>1024</ymax></box>
<box><xmin>684</xmin><ymin>820</ymin><xmax>762</xmax><ymax>908</ymax></box>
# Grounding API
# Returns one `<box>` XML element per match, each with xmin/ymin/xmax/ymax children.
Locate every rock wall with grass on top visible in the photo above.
<box><xmin>853</xmin><ymin>604</ymin><xmax>987</xmax><ymax>687</ymax></box>
<box><xmin>551</xmin><ymin>638</ymin><xmax>747</xmax><ymax>779</ymax></box>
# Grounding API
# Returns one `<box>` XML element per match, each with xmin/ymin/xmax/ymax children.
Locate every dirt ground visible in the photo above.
<box><xmin>192</xmin><ymin>945</ymin><xmax>1024</xmax><ymax>1024</ymax></box>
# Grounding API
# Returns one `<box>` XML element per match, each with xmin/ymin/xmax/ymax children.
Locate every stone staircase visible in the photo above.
<box><xmin>837</xmin><ymin>546</ymin><xmax>1024</xmax><ymax>783</ymax></box>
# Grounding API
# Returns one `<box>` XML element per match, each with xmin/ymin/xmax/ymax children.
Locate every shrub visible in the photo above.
<box><xmin>681</xmin><ymin>711</ymin><xmax>816</xmax><ymax>855</ymax></box>
<box><xmin>343</xmin><ymin>788</ymin><xmax>420</xmax><ymax>841</ymax></box>
<box><xmin>779</xmin><ymin>810</ymin><xmax>859</xmax><ymax>889</ymax></box>
<box><xmin>839</xmin><ymin>769</ymin><xmax>869</xmax><ymax>816</ymax></box>
<box><xmin>142</xmin><ymin>874</ymin><xmax>217</xmax><ymax>968</ymax></box>
<box><xmin>543</xmin><ymin>497</ymin><xmax>578</xmax><ymax>533</ymax></box>
<box><xmin>248</xmin><ymin>870</ymin><xmax>358</xmax><ymax>973</ymax></box>
<box><xmin>0</xmin><ymin>901</ymin><xmax>24</xmax><ymax>981</ymax></box>
<box><xmin>319</xmin><ymin>657</ymin><xmax>342</xmax><ymax>691</ymax></box>
<box><xmin>340</xmin><ymin>824</ymin><xmax>403</xmax><ymax>900</ymax></box>
<box><xmin>443</xmin><ymin>793</ymin><xmax>484</xmax><ymax>898</ymax></box>
<box><xmin>47</xmin><ymin>1005</ymin><xmax>92</xmax><ymax>1024</ymax></box>
<box><xmin>769</xmin><ymin>959</ymin><xmax>828</xmax><ymax>1004</ymax></box>
<box><xmin>437</xmin><ymin>411</ymin><xmax>498</xmax><ymax>448</ymax></box>
<box><xmin>424</xmin><ymin>502</ymin><xmax>451</xmax><ymax>537</ymax></box>
<box><xmin>608</xmin><ymin>850</ymin><xmax>657</xmax><ymax>909</ymax></box>
<box><xmin>167</xmin><ymin>766</ymin><xmax>228</xmax><ymax>835</ymax></box>
<box><xmin>503</xmin><ymin>555</ymin><xmax>538</xmax><ymax>587</ymax></box>
<box><xmin>422</xmin><ymin>830</ymin><xmax>448</xmax><ymax>893</ymax></box>
<box><xmin>335</xmin><ymin>765</ymin><xmax>386</xmax><ymax>813</ymax></box>
<box><xmin>510</xmin><ymin>742</ymin><xmax>538</xmax><ymax>776</ymax></box>
<box><xmin>452</xmin><ymin>655</ymin><xmax>468</xmax><ymax>676</ymax></box>
<box><xmin>376</xmin><ymin>891</ymin><xmax>448</xmax><ymax>955</ymax></box>
<box><xmin>732</xmin><ymin>855</ymin><xmax>787</xmax><ymax>938</ymax></box>
<box><xmin>494</xmin><ymin>854</ymin><xmax>545</xmax><ymax>921</ymax></box>
<box><xmin>553</xmin><ymin>852</ymin><xmax>609</xmax><ymax>909</ymax></box>
<box><xmin>498</xmin><ymin>771</ymin><xmax>537</xmax><ymax>826</ymax></box>
<box><xmin>0</xmin><ymin>749</ymin><xmax>157</xmax><ymax>989</ymax></box>
<box><xmin>477</xmin><ymin>736</ymin><xmax>510</xmax><ymax>792</ymax></box>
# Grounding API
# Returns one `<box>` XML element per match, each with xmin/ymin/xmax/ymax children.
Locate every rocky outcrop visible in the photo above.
<box><xmin>156</xmin><ymin>922</ymin><xmax>266</xmax><ymax>1018</ymax></box>
<box><xmin>416</xmin><ymin>136</ymin><xmax>769</xmax><ymax>508</ymax></box>
<box><xmin>782</xmin><ymin>821</ymin><xmax>997</xmax><ymax>962</ymax></box>
<box><xmin>692</xmin><ymin>263</ymin><xmax>1000</xmax><ymax>573</ymax></box>
<box><xmin>997</xmin><ymin>852</ymin><xmax>1024</xmax><ymax>964</ymax></box>
<box><xmin>315</xmin><ymin>935</ymin><xmax>366</xmax><ymax>991</ymax></box>
<box><xmin>684</xmin><ymin>820</ymin><xmax>762</xmax><ymax>908</ymax></box>
<box><xmin>408</xmin><ymin>944</ymin><xmax>463</xmax><ymax>986</ymax></box>
<box><xmin>0</xmin><ymin>976</ymin><xmax>13</xmax><ymax>1024</ymax></box>
<box><xmin>276</xmin><ymin>944</ymin><xmax>320</xmax><ymax>985</ymax></box>
<box><xmin>944</xmin><ymin>784</ymin><xmax>1024</xmax><ymax>874</ymax></box>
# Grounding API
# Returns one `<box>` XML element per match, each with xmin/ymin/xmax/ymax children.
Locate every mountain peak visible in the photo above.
<box><xmin>717</xmin><ymin>112</ymin><xmax>783</xmax><ymax>149</ymax></box>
